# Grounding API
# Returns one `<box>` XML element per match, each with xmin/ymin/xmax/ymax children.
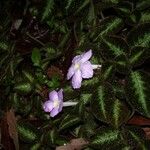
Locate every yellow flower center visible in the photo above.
<box><xmin>74</xmin><ymin>63</ymin><xmax>80</xmax><ymax>70</ymax></box>
<box><xmin>53</xmin><ymin>99</ymin><xmax>59</xmax><ymax>108</ymax></box>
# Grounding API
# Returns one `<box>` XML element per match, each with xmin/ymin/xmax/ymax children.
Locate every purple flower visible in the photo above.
<box><xmin>67</xmin><ymin>50</ymin><xmax>94</xmax><ymax>89</ymax></box>
<box><xmin>43</xmin><ymin>89</ymin><xmax>63</xmax><ymax>117</ymax></box>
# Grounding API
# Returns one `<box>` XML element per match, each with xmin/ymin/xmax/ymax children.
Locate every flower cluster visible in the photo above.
<box><xmin>43</xmin><ymin>50</ymin><xmax>101</xmax><ymax>117</ymax></box>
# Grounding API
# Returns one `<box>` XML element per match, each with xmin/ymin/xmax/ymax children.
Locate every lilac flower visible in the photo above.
<box><xmin>43</xmin><ymin>89</ymin><xmax>78</xmax><ymax>117</ymax></box>
<box><xmin>67</xmin><ymin>50</ymin><xmax>101</xmax><ymax>89</ymax></box>
<box><xmin>43</xmin><ymin>89</ymin><xmax>63</xmax><ymax>117</ymax></box>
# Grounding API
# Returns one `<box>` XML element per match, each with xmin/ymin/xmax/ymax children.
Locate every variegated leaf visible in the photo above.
<box><xmin>59</xmin><ymin>114</ymin><xmax>80</xmax><ymax>131</ymax></box>
<box><xmin>90</xmin><ymin>127</ymin><xmax>122</xmax><ymax>149</ymax></box>
<box><xmin>127</xmin><ymin>23</ymin><xmax>150</xmax><ymax>48</ymax></box>
<box><xmin>129</xmin><ymin>46</ymin><xmax>150</xmax><ymax>67</ymax></box>
<box><xmin>100</xmin><ymin>36</ymin><xmax>129</xmax><ymax>60</ymax></box>
<box><xmin>90</xmin><ymin>16</ymin><xmax>123</xmax><ymax>42</ymax></box>
<box><xmin>17</xmin><ymin>121</ymin><xmax>40</xmax><ymax>143</ymax></box>
<box><xmin>114</xmin><ymin>54</ymin><xmax>130</xmax><ymax>74</ymax></box>
<box><xmin>91</xmin><ymin>83</ymin><xmax>132</xmax><ymax>128</ymax></box>
<box><xmin>121</xmin><ymin>126</ymin><xmax>149</xmax><ymax>149</ymax></box>
<box><xmin>100</xmin><ymin>62</ymin><xmax>115</xmax><ymax>82</ymax></box>
<box><xmin>41</xmin><ymin>0</ymin><xmax>54</xmax><ymax>21</ymax></box>
<box><xmin>136</xmin><ymin>0</ymin><xmax>150</xmax><ymax>11</ymax></box>
<box><xmin>140</xmin><ymin>9</ymin><xmax>150</xmax><ymax>23</ymax></box>
<box><xmin>81</xmin><ymin>76</ymin><xmax>99</xmax><ymax>91</ymax></box>
<box><xmin>126</xmin><ymin>11</ymin><xmax>141</xmax><ymax>26</ymax></box>
<box><xmin>112</xmin><ymin>78</ymin><xmax>126</xmax><ymax>99</ymax></box>
<box><xmin>125</xmin><ymin>71</ymin><xmax>150</xmax><ymax>118</ymax></box>
<box><xmin>115</xmin><ymin>1</ymin><xmax>132</xmax><ymax>17</ymax></box>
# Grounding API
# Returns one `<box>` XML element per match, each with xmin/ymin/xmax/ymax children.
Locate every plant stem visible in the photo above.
<box><xmin>26</xmin><ymin>32</ymin><xmax>45</xmax><ymax>46</ymax></box>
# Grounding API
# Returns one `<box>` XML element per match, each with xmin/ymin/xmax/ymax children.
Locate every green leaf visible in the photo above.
<box><xmin>14</xmin><ymin>82</ymin><xmax>33</xmax><ymax>95</ymax></box>
<box><xmin>126</xmin><ymin>11</ymin><xmax>141</xmax><ymax>26</ymax></box>
<box><xmin>110</xmin><ymin>99</ymin><xmax>132</xmax><ymax>128</ymax></box>
<box><xmin>90</xmin><ymin>127</ymin><xmax>121</xmax><ymax>149</ymax></box>
<box><xmin>0</xmin><ymin>52</ymin><xmax>9</xmax><ymax>68</ymax></box>
<box><xmin>91</xmin><ymin>16</ymin><xmax>123</xmax><ymax>42</ymax></box>
<box><xmin>78</xmin><ymin>115</ymin><xmax>97</xmax><ymax>138</ymax></box>
<box><xmin>91</xmin><ymin>83</ymin><xmax>114</xmax><ymax>123</ymax></box>
<box><xmin>100</xmin><ymin>62</ymin><xmax>115</xmax><ymax>82</ymax></box>
<box><xmin>59</xmin><ymin>114</ymin><xmax>80</xmax><ymax>131</ymax></box>
<box><xmin>11</xmin><ymin>93</ymin><xmax>32</xmax><ymax>115</ymax></box>
<box><xmin>140</xmin><ymin>10</ymin><xmax>150</xmax><ymax>23</ymax></box>
<box><xmin>81</xmin><ymin>76</ymin><xmax>99</xmax><ymax>91</ymax></box>
<box><xmin>127</xmin><ymin>23</ymin><xmax>150</xmax><ymax>48</ymax></box>
<box><xmin>80</xmin><ymin>93</ymin><xmax>92</xmax><ymax>104</ymax></box>
<box><xmin>30</xmin><ymin>143</ymin><xmax>41</xmax><ymax>150</ymax></box>
<box><xmin>44</xmin><ymin>129</ymin><xmax>58</xmax><ymax>144</ymax></box>
<box><xmin>114</xmin><ymin>54</ymin><xmax>130</xmax><ymax>74</ymax></box>
<box><xmin>91</xmin><ymin>83</ymin><xmax>132</xmax><ymax>128</ymax></box>
<box><xmin>22</xmin><ymin>70</ymin><xmax>35</xmax><ymax>83</ymax></box>
<box><xmin>75</xmin><ymin>0</ymin><xmax>90</xmax><ymax>14</ymax></box>
<box><xmin>136</xmin><ymin>0</ymin><xmax>150</xmax><ymax>11</ymax></box>
<box><xmin>58</xmin><ymin>31</ymin><xmax>70</xmax><ymax>48</ymax></box>
<box><xmin>129</xmin><ymin>46</ymin><xmax>150</xmax><ymax>67</ymax></box>
<box><xmin>112</xmin><ymin>78</ymin><xmax>126</xmax><ymax>99</ymax></box>
<box><xmin>122</xmin><ymin>126</ymin><xmax>146</xmax><ymax>148</ymax></box>
<box><xmin>41</xmin><ymin>0</ymin><xmax>54</xmax><ymax>21</ymax></box>
<box><xmin>125</xmin><ymin>71</ymin><xmax>150</xmax><ymax>118</ymax></box>
<box><xmin>17</xmin><ymin>121</ymin><xmax>40</xmax><ymax>143</ymax></box>
<box><xmin>87</xmin><ymin>1</ymin><xmax>95</xmax><ymax>23</ymax></box>
<box><xmin>65</xmin><ymin>0</ymin><xmax>74</xmax><ymax>10</ymax></box>
<box><xmin>63</xmin><ymin>84</ymin><xmax>80</xmax><ymax>100</ymax></box>
<box><xmin>0</xmin><ymin>40</ymin><xmax>9</xmax><ymax>50</ymax></box>
<box><xmin>31</xmin><ymin>48</ymin><xmax>41</xmax><ymax>66</ymax></box>
<box><xmin>115</xmin><ymin>1</ymin><xmax>132</xmax><ymax>17</ymax></box>
<box><xmin>101</xmin><ymin>0</ymin><xmax>120</xmax><ymax>4</ymax></box>
<box><xmin>100</xmin><ymin>36</ymin><xmax>129</xmax><ymax>60</ymax></box>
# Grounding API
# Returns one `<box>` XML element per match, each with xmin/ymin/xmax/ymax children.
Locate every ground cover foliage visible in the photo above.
<box><xmin>0</xmin><ymin>0</ymin><xmax>150</xmax><ymax>149</ymax></box>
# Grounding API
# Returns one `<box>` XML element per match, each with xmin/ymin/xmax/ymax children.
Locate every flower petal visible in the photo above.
<box><xmin>72</xmin><ymin>55</ymin><xmax>81</xmax><ymax>63</ymax></box>
<box><xmin>50</xmin><ymin>107</ymin><xmax>59</xmax><ymax>117</ymax></box>
<box><xmin>81</xmin><ymin>61</ymin><xmax>94</xmax><ymax>78</ymax></box>
<box><xmin>81</xmin><ymin>50</ymin><xmax>92</xmax><ymax>63</ymax></box>
<box><xmin>49</xmin><ymin>90</ymin><xmax>58</xmax><ymax>101</ymax></box>
<box><xmin>67</xmin><ymin>65</ymin><xmax>75</xmax><ymax>80</ymax></box>
<box><xmin>43</xmin><ymin>101</ymin><xmax>54</xmax><ymax>112</ymax></box>
<box><xmin>71</xmin><ymin>70</ymin><xmax>82</xmax><ymax>89</ymax></box>
<box><xmin>58</xmin><ymin>89</ymin><xmax>63</xmax><ymax>101</ymax></box>
<box><xmin>58</xmin><ymin>101</ymin><xmax>63</xmax><ymax>112</ymax></box>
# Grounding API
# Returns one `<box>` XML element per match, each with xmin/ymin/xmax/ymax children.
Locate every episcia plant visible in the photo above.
<box><xmin>0</xmin><ymin>0</ymin><xmax>150</xmax><ymax>149</ymax></box>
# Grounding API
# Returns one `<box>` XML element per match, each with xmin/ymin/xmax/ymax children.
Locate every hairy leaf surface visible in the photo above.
<box><xmin>126</xmin><ymin>71</ymin><xmax>150</xmax><ymax>118</ymax></box>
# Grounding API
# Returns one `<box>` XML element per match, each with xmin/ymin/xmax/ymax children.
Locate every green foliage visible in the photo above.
<box><xmin>91</xmin><ymin>83</ymin><xmax>132</xmax><ymax>128</ymax></box>
<box><xmin>31</xmin><ymin>48</ymin><xmax>41</xmax><ymax>67</ymax></box>
<box><xmin>91</xmin><ymin>16</ymin><xmax>123</xmax><ymax>42</ymax></box>
<box><xmin>14</xmin><ymin>82</ymin><xmax>33</xmax><ymax>95</ymax></box>
<box><xmin>127</xmin><ymin>23</ymin><xmax>150</xmax><ymax>48</ymax></box>
<box><xmin>126</xmin><ymin>71</ymin><xmax>150</xmax><ymax>117</ymax></box>
<box><xmin>17</xmin><ymin>121</ymin><xmax>40</xmax><ymax>143</ymax></box>
<box><xmin>0</xmin><ymin>0</ymin><xmax>150</xmax><ymax>149</ymax></box>
<box><xmin>41</xmin><ymin>0</ymin><xmax>54</xmax><ymax>21</ymax></box>
<box><xmin>59</xmin><ymin>114</ymin><xmax>81</xmax><ymax>131</ymax></box>
<box><xmin>100</xmin><ymin>36</ymin><xmax>129</xmax><ymax>59</ymax></box>
<box><xmin>90</xmin><ymin>127</ymin><xmax>122</xmax><ymax>149</ymax></box>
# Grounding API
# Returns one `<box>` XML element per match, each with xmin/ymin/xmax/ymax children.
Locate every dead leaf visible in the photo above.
<box><xmin>143</xmin><ymin>128</ymin><xmax>150</xmax><ymax>140</ymax></box>
<box><xmin>128</xmin><ymin>115</ymin><xmax>150</xmax><ymax>126</ymax></box>
<box><xmin>7</xmin><ymin>109</ymin><xmax>19</xmax><ymax>150</ymax></box>
<box><xmin>1</xmin><ymin>110</ymin><xmax>15</xmax><ymax>150</ymax></box>
<box><xmin>56</xmin><ymin>138</ymin><xmax>88</xmax><ymax>150</ymax></box>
